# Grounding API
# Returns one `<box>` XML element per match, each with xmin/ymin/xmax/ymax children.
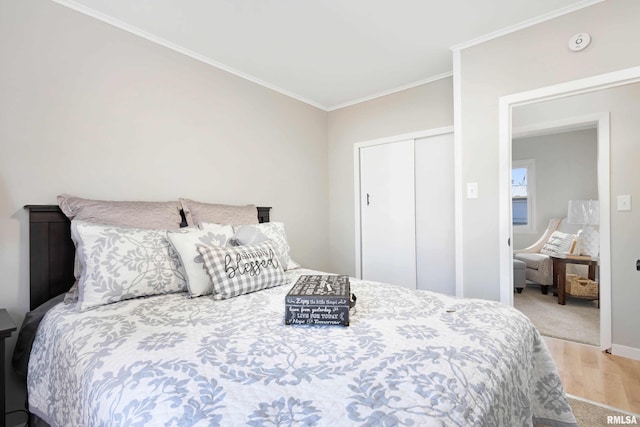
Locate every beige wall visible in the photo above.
<box><xmin>327</xmin><ymin>78</ymin><xmax>454</xmax><ymax>276</ymax></box>
<box><xmin>512</xmin><ymin>128</ymin><xmax>597</xmax><ymax>249</ymax></box>
<box><xmin>0</xmin><ymin>0</ymin><xmax>329</xmax><ymax>413</ymax></box>
<box><xmin>458</xmin><ymin>0</ymin><xmax>640</xmax><ymax>351</ymax></box>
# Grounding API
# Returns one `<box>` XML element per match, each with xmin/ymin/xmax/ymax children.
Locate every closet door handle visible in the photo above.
<box><xmin>366</xmin><ymin>193</ymin><xmax>370</xmax><ymax>206</ymax></box>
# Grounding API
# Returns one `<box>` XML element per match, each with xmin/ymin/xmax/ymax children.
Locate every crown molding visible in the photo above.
<box><xmin>51</xmin><ymin>0</ymin><xmax>328</xmax><ymax>110</ymax></box>
<box><xmin>327</xmin><ymin>72</ymin><xmax>453</xmax><ymax>112</ymax></box>
<box><xmin>450</xmin><ymin>0</ymin><xmax>605</xmax><ymax>52</ymax></box>
<box><xmin>52</xmin><ymin>0</ymin><xmax>603</xmax><ymax>112</ymax></box>
<box><xmin>52</xmin><ymin>0</ymin><xmax>452</xmax><ymax>112</ymax></box>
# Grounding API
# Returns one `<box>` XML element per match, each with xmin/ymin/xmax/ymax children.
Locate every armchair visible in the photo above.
<box><xmin>513</xmin><ymin>218</ymin><xmax>581</xmax><ymax>294</ymax></box>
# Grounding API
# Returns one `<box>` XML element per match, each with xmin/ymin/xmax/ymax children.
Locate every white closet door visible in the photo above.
<box><xmin>415</xmin><ymin>133</ymin><xmax>455</xmax><ymax>295</ymax></box>
<box><xmin>360</xmin><ymin>140</ymin><xmax>416</xmax><ymax>289</ymax></box>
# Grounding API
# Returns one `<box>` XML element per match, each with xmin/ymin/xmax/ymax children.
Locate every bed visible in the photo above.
<box><xmin>17</xmin><ymin>200</ymin><xmax>577</xmax><ymax>427</ymax></box>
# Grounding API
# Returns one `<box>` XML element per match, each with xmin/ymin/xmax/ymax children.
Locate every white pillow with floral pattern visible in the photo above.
<box><xmin>167</xmin><ymin>224</ymin><xmax>234</xmax><ymax>297</ymax></box>
<box><xmin>71</xmin><ymin>221</ymin><xmax>187</xmax><ymax>311</ymax></box>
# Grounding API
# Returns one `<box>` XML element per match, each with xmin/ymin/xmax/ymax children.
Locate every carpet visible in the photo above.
<box><xmin>535</xmin><ymin>396</ymin><xmax>640</xmax><ymax>427</ymax></box>
<box><xmin>514</xmin><ymin>284</ymin><xmax>599</xmax><ymax>346</ymax></box>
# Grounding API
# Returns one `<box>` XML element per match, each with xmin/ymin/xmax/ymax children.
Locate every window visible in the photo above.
<box><xmin>512</xmin><ymin>159</ymin><xmax>535</xmax><ymax>233</ymax></box>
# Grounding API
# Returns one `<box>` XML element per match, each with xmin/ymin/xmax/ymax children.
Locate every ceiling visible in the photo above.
<box><xmin>54</xmin><ymin>0</ymin><xmax>595</xmax><ymax>110</ymax></box>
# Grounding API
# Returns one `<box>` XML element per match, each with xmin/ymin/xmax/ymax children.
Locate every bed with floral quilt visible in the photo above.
<box><xmin>19</xmin><ymin>199</ymin><xmax>577</xmax><ymax>427</ymax></box>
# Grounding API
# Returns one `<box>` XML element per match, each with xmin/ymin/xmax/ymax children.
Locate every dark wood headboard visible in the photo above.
<box><xmin>24</xmin><ymin>205</ymin><xmax>271</xmax><ymax>310</ymax></box>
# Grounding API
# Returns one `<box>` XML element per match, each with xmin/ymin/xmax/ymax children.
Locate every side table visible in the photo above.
<box><xmin>0</xmin><ymin>310</ymin><xmax>16</xmax><ymax>427</ymax></box>
<box><xmin>550</xmin><ymin>255</ymin><xmax>598</xmax><ymax>305</ymax></box>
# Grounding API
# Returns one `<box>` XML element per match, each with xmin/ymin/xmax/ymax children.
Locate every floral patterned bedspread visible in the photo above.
<box><xmin>28</xmin><ymin>269</ymin><xmax>577</xmax><ymax>427</ymax></box>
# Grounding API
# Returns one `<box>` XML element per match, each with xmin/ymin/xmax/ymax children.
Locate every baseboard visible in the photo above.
<box><xmin>611</xmin><ymin>344</ymin><xmax>640</xmax><ymax>361</ymax></box>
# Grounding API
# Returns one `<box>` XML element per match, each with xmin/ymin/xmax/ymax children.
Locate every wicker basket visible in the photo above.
<box><xmin>566</xmin><ymin>275</ymin><xmax>598</xmax><ymax>298</ymax></box>
<box><xmin>565</xmin><ymin>273</ymin><xmax>579</xmax><ymax>285</ymax></box>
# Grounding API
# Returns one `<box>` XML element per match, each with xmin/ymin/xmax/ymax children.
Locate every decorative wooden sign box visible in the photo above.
<box><xmin>285</xmin><ymin>275</ymin><xmax>355</xmax><ymax>326</ymax></box>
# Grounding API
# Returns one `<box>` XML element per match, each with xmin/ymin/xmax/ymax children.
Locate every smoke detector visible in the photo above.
<box><xmin>568</xmin><ymin>33</ymin><xmax>591</xmax><ymax>52</ymax></box>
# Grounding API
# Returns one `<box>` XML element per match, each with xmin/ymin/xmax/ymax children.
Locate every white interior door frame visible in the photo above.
<box><xmin>498</xmin><ymin>65</ymin><xmax>640</xmax><ymax>353</ymax></box>
<box><xmin>354</xmin><ymin>126</ymin><xmax>454</xmax><ymax>282</ymax></box>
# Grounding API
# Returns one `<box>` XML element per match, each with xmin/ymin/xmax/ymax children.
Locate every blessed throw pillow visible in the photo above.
<box><xmin>540</xmin><ymin>231</ymin><xmax>575</xmax><ymax>255</ymax></box>
<box><xmin>166</xmin><ymin>224</ymin><xmax>234</xmax><ymax>297</ymax></box>
<box><xmin>197</xmin><ymin>241</ymin><xmax>287</xmax><ymax>300</ymax></box>
<box><xmin>71</xmin><ymin>221</ymin><xmax>187</xmax><ymax>311</ymax></box>
<box><xmin>230</xmin><ymin>222</ymin><xmax>300</xmax><ymax>270</ymax></box>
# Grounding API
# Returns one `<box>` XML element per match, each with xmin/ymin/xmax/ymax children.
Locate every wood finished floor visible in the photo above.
<box><xmin>544</xmin><ymin>336</ymin><xmax>640</xmax><ymax>414</ymax></box>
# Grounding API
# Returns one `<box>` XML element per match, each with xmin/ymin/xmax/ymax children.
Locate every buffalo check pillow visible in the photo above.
<box><xmin>197</xmin><ymin>241</ymin><xmax>287</xmax><ymax>300</ymax></box>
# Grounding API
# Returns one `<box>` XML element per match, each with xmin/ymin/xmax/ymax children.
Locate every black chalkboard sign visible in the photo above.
<box><xmin>284</xmin><ymin>275</ymin><xmax>355</xmax><ymax>326</ymax></box>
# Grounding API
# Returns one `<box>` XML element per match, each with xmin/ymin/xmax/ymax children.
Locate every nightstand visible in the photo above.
<box><xmin>0</xmin><ymin>310</ymin><xmax>16</xmax><ymax>427</ymax></box>
<box><xmin>550</xmin><ymin>255</ymin><xmax>598</xmax><ymax>305</ymax></box>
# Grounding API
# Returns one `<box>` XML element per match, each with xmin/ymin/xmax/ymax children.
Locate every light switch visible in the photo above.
<box><xmin>617</xmin><ymin>195</ymin><xmax>632</xmax><ymax>211</ymax></box>
<box><xmin>466</xmin><ymin>182</ymin><xmax>478</xmax><ymax>199</ymax></box>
